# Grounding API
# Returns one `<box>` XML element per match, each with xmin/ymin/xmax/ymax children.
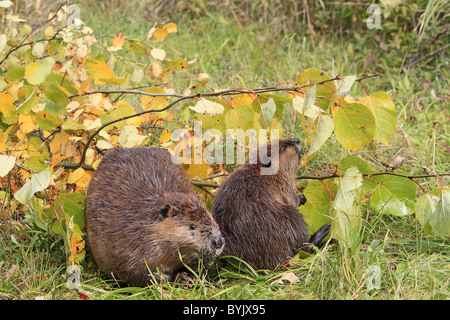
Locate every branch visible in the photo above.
<box><xmin>297</xmin><ymin>172</ymin><xmax>450</xmax><ymax>180</ymax></box>
<box><xmin>56</xmin><ymin>159</ymin><xmax>448</xmax><ymax>189</ymax></box>
<box><xmin>407</xmin><ymin>43</ymin><xmax>450</xmax><ymax>68</ymax></box>
<box><xmin>74</xmin><ymin>73</ymin><xmax>381</xmax><ymax>166</ymax></box>
<box><xmin>67</xmin><ymin>73</ymin><xmax>381</xmax><ymax>100</ymax></box>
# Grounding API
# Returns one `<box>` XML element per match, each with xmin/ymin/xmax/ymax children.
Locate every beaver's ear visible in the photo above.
<box><xmin>159</xmin><ymin>204</ymin><xmax>171</xmax><ymax>220</ymax></box>
<box><xmin>260</xmin><ymin>155</ymin><xmax>271</xmax><ymax>167</ymax></box>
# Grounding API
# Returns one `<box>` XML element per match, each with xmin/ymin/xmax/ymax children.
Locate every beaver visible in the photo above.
<box><xmin>212</xmin><ymin>138</ymin><xmax>330</xmax><ymax>270</ymax></box>
<box><xmin>85</xmin><ymin>147</ymin><xmax>224</xmax><ymax>286</ymax></box>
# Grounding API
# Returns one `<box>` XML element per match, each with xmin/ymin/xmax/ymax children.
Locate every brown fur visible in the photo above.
<box><xmin>85</xmin><ymin>147</ymin><xmax>224</xmax><ymax>286</ymax></box>
<box><xmin>212</xmin><ymin>138</ymin><xmax>319</xmax><ymax>270</ymax></box>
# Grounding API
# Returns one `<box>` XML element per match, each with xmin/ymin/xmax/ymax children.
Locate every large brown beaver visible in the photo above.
<box><xmin>85</xmin><ymin>147</ymin><xmax>224</xmax><ymax>286</ymax></box>
<box><xmin>212</xmin><ymin>138</ymin><xmax>330</xmax><ymax>270</ymax></box>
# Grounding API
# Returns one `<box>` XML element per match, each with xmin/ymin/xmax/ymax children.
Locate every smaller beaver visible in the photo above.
<box><xmin>85</xmin><ymin>148</ymin><xmax>224</xmax><ymax>286</ymax></box>
<box><xmin>212</xmin><ymin>138</ymin><xmax>330</xmax><ymax>270</ymax></box>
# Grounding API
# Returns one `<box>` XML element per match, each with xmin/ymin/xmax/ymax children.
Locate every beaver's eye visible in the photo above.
<box><xmin>280</xmin><ymin>146</ymin><xmax>286</xmax><ymax>151</ymax></box>
<box><xmin>189</xmin><ymin>223</ymin><xmax>196</xmax><ymax>230</ymax></box>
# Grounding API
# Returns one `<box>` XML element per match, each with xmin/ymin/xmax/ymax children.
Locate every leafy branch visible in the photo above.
<box><xmin>74</xmin><ymin>73</ymin><xmax>381</xmax><ymax>166</ymax></box>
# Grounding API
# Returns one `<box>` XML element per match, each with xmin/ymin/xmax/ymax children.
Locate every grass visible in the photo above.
<box><xmin>1</xmin><ymin>1</ymin><xmax>449</xmax><ymax>300</ymax></box>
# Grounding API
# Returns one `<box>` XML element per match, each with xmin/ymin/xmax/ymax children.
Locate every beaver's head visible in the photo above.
<box><xmin>248</xmin><ymin>138</ymin><xmax>302</xmax><ymax>176</ymax></box>
<box><xmin>153</xmin><ymin>193</ymin><xmax>225</xmax><ymax>268</ymax></box>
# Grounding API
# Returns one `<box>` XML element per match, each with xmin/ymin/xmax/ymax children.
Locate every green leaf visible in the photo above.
<box><xmin>85</xmin><ymin>59</ymin><xmax>115</xmax><ymax>84</ymax></box>
<box><xmin>44</xmin><ymin>84</ymin><xmax>70</xmax><ymax>107</ymax></box>
<box><xmin>429</xmin><ymin>189</ymin><xmax>450</xmax><ymax>237</ymax></box>
<box><xmin>100</xmin><ymin>102</ymin><xmax>136</xmax><ymax>129</ymax></box>
<box><xmin>338</xmin><ymin>155</ymin><xmax>375</xmax><ymax>174</ymax></box>
<box><xmin>359</xmin><ymin>92</ymin><xmax>397</xmax><ymax>146</ymax></box>
<box><xmin>370</xmin><ymin>175</ymin><xmax>417</xmax><ymax>216</ymax></box>
<box><xmin>333</xmin><ymin>75</ymin><xmax>356</xmax><ymax>99</ymax></box>
<box><xmin>255</xmin><ymin>94</ymin><xmax>292</xmax><ymax>119</ymax></box>
<box><xmin>196</xmin><ymin>112</ymin><xmax>227</xmax><ymax>135</ymax></box>
<box><xmin>5</xmin><ymin>67</ymin><xmax>25</xmax><ymax>82</ymax></box>
<box><xmin>47</xmin><ymin>193</ymin><xmax>86</xmax><ymax>234</ymax></box>
<box><xmin>14</xmin><ymin>167</ymin><xmax>51</xmax><ymax>204</ymax></box>
<box><xmin>301</xmin><ymin>180</ymin><xmax>338</xmax><ymax>234</ymax></box>
<box><xmin>303</xmin><ymin>114</ymin><xmax>334</xmax><ymax>162</ymax></box>
<box><xmin>338</xmin><ymin>155</ymin><xmax>377</xmax><ymax>193</ymax></box>
<box><xmin>24</xmin><ymin>62</ymin><xmax>52</xmax><ymax>85</ymax></box>
<box><xmin>258</xmin><ymin>98</ymin><xmax>276</xmax><ymax>128</ymax></box>
<box><xmin>225</xmin><ymin>104</ymin><xmax>254</xmax><ymax>131</ymax></box>
<box><xmin>296</xmin><ymin>68</ymin><xmax>336</xmax><ymax>110</ymax></box>
<box><xmin>333</xmin><ymin>103</ymin><xmax>376</xmax><ymax>151</ymax></box>
<box><xmin>17</xmin><ymin>85</ymin><xmax>38</xmax><ymax>114</ymax></box>
<box><xmin>416</xmin><ymin>191</ymin><xmax>440</xmax><ymax>235</ymax></box>
<box><xmin>23</xmin><ymin>155</ymin><xmax>48</xmax><ymax>173</ymax></box>
<box><xmin>34</xmin><ymin>111</ymin><xmax>63</xmax><ymax>130</ymax></box>
<box><xmin>330</xmin><ymin>167</ymin><xmax>363</xmax><ymax>250</ymax></box>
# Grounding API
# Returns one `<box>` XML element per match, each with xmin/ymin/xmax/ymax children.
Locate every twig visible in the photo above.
<box><xmin>67</xmin><ymin>73</ymin><xmax>381</xmax><ymax>100</ymax></box>
<box><xmin>55</xmin><ymin>161</ymin><xmax>448</xmax><ymax>189</ymax></box>
<box><xmin>297</xmin><ymin>172</ymin><xmax>450</xmax><ymax>180</ymax></box>
<box><xmin>407</xmin><ymin>43</ymin><xmax>450</xmax><ymax>67</ymax></box>
<box><xmin>0</xmin><ymin>2</ymin><xmax>67</xmax><ymax>65</ymax></box>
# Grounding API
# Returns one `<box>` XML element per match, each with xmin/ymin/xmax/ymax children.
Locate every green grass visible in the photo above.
<box><xmin>1</xmin><ymin>1</ymin><xmax>449</xmax><ymax>300</ymax></box>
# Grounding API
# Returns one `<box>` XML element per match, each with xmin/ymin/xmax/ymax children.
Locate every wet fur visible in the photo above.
<box><xmin>212</xmin><ymin>138</ymin><xmax>329</xmax><ymax>270</ymax></box>
<box><xmin>85</xmin><ymin>148</ymin><xmax>224</xmax><ymax>286</ymax></box>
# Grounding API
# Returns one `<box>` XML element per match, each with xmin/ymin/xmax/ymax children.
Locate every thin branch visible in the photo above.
<box><xmin>56</xmin><ymin>160</ymin><xmax>448</xmax><ymax>189</ymax></box>
<box><xmin>407</xmin><ymin>43</ymin><xmax>450</xmax><ymax>67</ymax></box>
<box><xmin>297</xmin><ymin>172</ymin><xmax>450</xmax><ymax>180</ymax></box>
<box><xmin>67</xmin><ymin>73</ymin><xmax>381</xmax><ymax>100</ymax></box>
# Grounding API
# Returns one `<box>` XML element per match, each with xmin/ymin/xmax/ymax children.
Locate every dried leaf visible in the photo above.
<box><xmin>271</xmin><ymin>272</ymin><xmax>300</xmax><ymax>285</ymax></box>
<box><xmin>112</xmin><ymin>31</ymin><xmax>125</xmax><ymax>48</ymax></box>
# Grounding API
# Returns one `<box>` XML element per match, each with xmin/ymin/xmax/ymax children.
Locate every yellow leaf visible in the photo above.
<box><xmin>66</xmin><ymin>101</ymin><xmax>80</xmax><ymax>112</ymax></box>
<box><xmin>75</xmin><ymin>170</ymin><xmax>93</xmax><ymax>190</ymax></box>
<box><xmin>77</xmin><ymin>77</ymin><xmax>92</xmax><ymax>95</ymax></box>
<box><xmin>18</xmin><ymin>113</ymin><xmax>36</xmax><ymax>133</ymax></box>
<box><xmin>99</xmin><ymin>77</ymin><xmax>126</xmax><ymax>85</ymax></box>
<box><xmin>148</xmin><ymin>62</ymin><xmax>162</xmax><ymax>80</ymax></box>
<box><xmin>67</xmin><ymin>168</ymin><xmax>85</xmax><ymax>184</ymax></box>
<box><xmin>112</xmin><ymin>31</ymin><xmax>125</xmax><ymax>48</ymax></box>
<box><xmin>24</xmin><ymin>62</ymin><xmax>52</xmax><ymax>85</ymax></box>
<box><xmin>185</xmin><ymin>163</ymin><xmax>212</xmax><ymax>179</ymax></box>
<box><xmin>230</xmin><ymin>93</ymin><xmax>256</xmax><ymax>108</ymax></box>
<box><xmin>44</xmin><ymin>25</ymin><xmax>54</xmax><ymax>38</ymax></box>
<box><xmin>0</xmin><ymin>93</ymin><xmax>17</xmax><ymax>124</ymax></box>
<box><xmin>85</xmin><ymin>59</ymin><xmax>115</xmax><ymax>84</ymax></box>
<box><xmin>163</xmin><ymin>22</ymin><xmax>177</xmax><ymax>33</ymax></box>
<box><xmin>141</xmin><ymin>87</ymin><xmax>168</xmax><ymax>110</ymax></box>
<box><xmin>153</xmin><ymin>27</ymin><xmax>168</xmax><ymax>42</ymax></box>
<box><xmin>159</xmin><ymin>128</ymin><xmax>172</xmax><ymax>144</ymax></box>
<box><xmin>151</xmin><ymin>48</ymin><xmax>166</xmax><ymax>61</ymax></box>
<box><xmin>172</xmin><ymin>59</ymin><xmax>189</xmax><ymax>70</ymax></box>
<box><xmin>49</xmin><ymin>132</ymin><xmax>77</xmax><ymax>158</ymax></box>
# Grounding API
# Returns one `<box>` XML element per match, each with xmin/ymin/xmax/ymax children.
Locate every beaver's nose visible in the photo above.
<box><xmin>212</xmin><ymin>235</ymin><xmax>225</xmax><ymax>249</ymax></box>
<box><xmin>289</xmin><ymin>138</ymin><xmax>300</xmax><ymax>144</ymax></box>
